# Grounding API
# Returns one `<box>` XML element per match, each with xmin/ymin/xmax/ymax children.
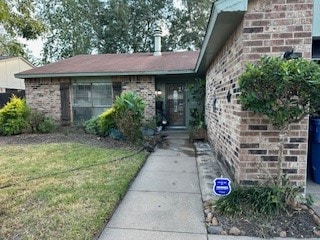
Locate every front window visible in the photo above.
<box><xmin>72</xmin><ymin>82</ymin><xmax>113</xmax><ymax>123</ymax></box>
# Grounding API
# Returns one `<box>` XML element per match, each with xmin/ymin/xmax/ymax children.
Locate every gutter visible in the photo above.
<box><xmin>15</xmin><ymin>69</ymin><xmax>197</xmax><ymax>79</ymax></box>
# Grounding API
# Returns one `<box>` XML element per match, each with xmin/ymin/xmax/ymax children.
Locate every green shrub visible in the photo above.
<box><xmin>37</xmin><ymin>117</ymin><xmax>56</xmax><ymax>133</ymax></box>
<box><xmin>238</xmin><ymin>56</ymin><xmax>320</xmax><ymax>129</ymax></box>
<box><xmin>84</xmin><ymin>108</ymin><xmax>116</xmax><ymax>136</ymax></box>
<box><xmin>214</xmin><ymin>181</ymin><xmax>301</xmax><ymax>217</ymax></box>
<box><xmin>188</xmin><ymin>78</ymin><xmax>206</xmax><ymax>129</ymax></box>
<box><xmin>28</xmin><ymin>110</ymin><xmax>56</xmax><ymax>133</ymax></box>
<box><xmin>238</xmin><ymin>56</ymin><xmax>320</xmax><ymax>184</ymax></box>
<box><xmin>84</xmin><ymin>92</ymin><xmax>145</xmax><ymax>142</ymax></box>
<box><xmin>0</xmin><ymin>96</ymin><xmax>30</xmax><ymax>135</ymax></box>
<box><xmin>28</xmin><ymin>110</ymin><xmax>45</xmax><ymax>132</ymax></box>
<box><xmin>84</xmin><ymin>116</ymin><xmax>100</xmax><ymax>135</ymax></box>
<box><xmin>98</xmin><ymin>107</ymin><xmax>116</xmax><ymax>135</ymax></box>
<box><xmin>113</xmin><ymin>92</ymin><xmax>145</xmax><ymax>142</ymax></box>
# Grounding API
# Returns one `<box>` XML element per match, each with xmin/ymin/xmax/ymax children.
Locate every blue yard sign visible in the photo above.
<box><xmin>213</xmin><ymin>177</ymin><xmax>231</xmax><ymax>196</ymax></box>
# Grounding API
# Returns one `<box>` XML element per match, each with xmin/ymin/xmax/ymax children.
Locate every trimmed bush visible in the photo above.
<box><xmin>238</xmin><ymin>56</ymin><xmax>320</xmax><ymax>184</ymax></box>
<box><xmin>0</xmin><ymin>96</ymin><xmax>30</xmax><ymax>135</ymax></box>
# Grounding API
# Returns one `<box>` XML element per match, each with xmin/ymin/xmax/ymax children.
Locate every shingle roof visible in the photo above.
<box><xmin>16</xmin><ymin>51</ymin><xmax>199</xmax><ymax>78</ymax></box>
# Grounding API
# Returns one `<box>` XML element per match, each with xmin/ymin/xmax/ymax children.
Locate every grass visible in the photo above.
<box><xmin>0</xmin><ymin>143</ymin><xmax>147</xmax><ymax>239</ymax></box>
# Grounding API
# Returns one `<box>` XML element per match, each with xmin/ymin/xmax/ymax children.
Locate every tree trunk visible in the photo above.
<box><xmin>277</xmin><ymin>126</ymin><xmax>288</xmax><ymax>185</ymax></box>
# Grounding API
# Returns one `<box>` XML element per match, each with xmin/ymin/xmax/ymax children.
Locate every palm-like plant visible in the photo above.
<box><xmin>113</xmin><ymin>91</ymin><xmax>145</xmax><ymax>142</ymax></box>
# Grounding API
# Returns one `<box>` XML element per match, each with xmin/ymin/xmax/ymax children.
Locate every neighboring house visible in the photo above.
<box><xmin>0</xmin><ymin>56</ymin><xmax>33</xmax><ymax>92</ymax></box>
<box><xmin>16</xmin><ymin>0</ymin><xmax>318</xmax><ymax>188</ymax></box>
<box><xmin>0</xmin><ymin>56</ymin><xmax>33</xmax><ymax>107</ymax></box>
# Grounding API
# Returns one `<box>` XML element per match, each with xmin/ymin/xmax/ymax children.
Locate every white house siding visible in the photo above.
<box><xmin>0</xmin><ymin>57</ymin><xmax>33</xmax><ymax>91</ymax></box>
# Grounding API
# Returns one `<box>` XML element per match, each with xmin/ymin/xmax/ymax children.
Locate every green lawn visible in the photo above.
<box><xmin>0</xmin><ymin>143</ymin><xmax>147</xmax><ymax>239</ymax></box>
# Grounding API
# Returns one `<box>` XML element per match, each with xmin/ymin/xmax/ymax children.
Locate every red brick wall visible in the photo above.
<box><xmin>26</xmin><ymin>76</ymin><xmax>156</xmax><ymax>125</ymax></box>
<box><xmin>243</xmin><ymin>0</ymin><xmax>313</xmax><ymax>61</ymax></box>
<box><xmin>117</xmin><ymin>75</ymin><xmax>155</xmax><ymax>122</ymax></box>
<box><xmin>206</xmin><ymin>0</ymin><xmax>313</xmax><ymax>186</ymax></box>
<box><xmin>25</xmin><ymin>78</ymin><xmax>71</xmax><ymax>124</ymax></box>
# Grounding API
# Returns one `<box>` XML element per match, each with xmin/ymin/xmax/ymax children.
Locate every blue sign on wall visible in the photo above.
<box><xmin>213</xmin><ymin>177</ymin><xmax>231</xmax><ymax>196</ymax></box>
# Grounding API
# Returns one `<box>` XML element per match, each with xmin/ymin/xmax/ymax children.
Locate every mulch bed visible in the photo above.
<box><xmin>0</xmin><ymin>127</ymin><xmax>137</xmax><ymax>150</ymax></box>
<box><xmin>204</xmin><ymin>201</ymin><xmax>320</xmax><ymax>238</ymax></box>
<box><xmin>217</xmin><ymin>209</ymin><xmax>318</xmax><ymax>238</ymax></box>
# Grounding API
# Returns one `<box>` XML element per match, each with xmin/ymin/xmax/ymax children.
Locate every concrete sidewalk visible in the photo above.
<box><xmin>99</xmin><ymin>131</ymin><xmax>207</xmax><ymax>240</ymax></box>
<box><xmin>98</xmin><ymin>131</ymin><xmax>319</xmax><ymax>240</ymax></box>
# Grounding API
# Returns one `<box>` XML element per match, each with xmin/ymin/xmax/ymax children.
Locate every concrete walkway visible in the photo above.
<box><xmin>99</xmin><ymin>131</ymin><xmax>207</xmax><ymax>240</ymax></box>
<box><xmin>307</xmin><ymin>180</ymin><xmax>320</xmax><ymax>216</ymax></box>
<box><xmin>98</xmin><ymin>130</ymin><xmax>320</xmax><ymax>240</ymax></box>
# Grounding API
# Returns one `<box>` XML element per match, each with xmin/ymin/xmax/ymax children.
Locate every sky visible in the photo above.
<box><xmin>23</xmin><ymin>38</ymin><xmax>43</xmax><ymax>59</ymax></box>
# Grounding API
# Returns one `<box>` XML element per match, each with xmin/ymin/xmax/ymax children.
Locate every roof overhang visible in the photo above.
<box><xmin>15</xmin><ymin>70</ymin><xmax>196</xmax><ymax>79</ymax></box>
<box><xmin>196</xmin><ymin>0</ymin><xmax>248</xmax><ymax>75</ymax></box>
<box><xmin>0</xmin><ymin>57</ymin><xmax>34</xmax><ymax>68</ymax></box>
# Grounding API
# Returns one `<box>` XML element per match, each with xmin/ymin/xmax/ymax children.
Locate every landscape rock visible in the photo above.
<box><xmin>211</xmin><ymin>217</ymin><xmax>219</xmax><ymax>226</ymax></box>
<box><xmin>207</xmin><ymin>225</ymin><xmax>223</xmax><ymax>234</ymax></box>
<box><xmin>203</xmin><ymin>201</ymin><xmax>211</xmax><ymax>208</ymax></box>
<box><xmin>279</xmin><ymin>231</ymin><xmax>287</xmax><ymax>238</ymax></box>
<box><xmin>206</xmin><ymin>212</ymin><xmax>213</xmax><ymax>222</ymax></box>
<box><xmin>220</xmin><ymin>230</ymin><xmax>227</xmax><ymax>235</ymax></box>
<box><xmin>309</xmin><ymin>209</ymin><xmax>315</xmax><ymax>215</ymax></box>
<box><xmin>229</xmin><ymin>226</ymin><xmax>241</xmax><ymax>236</ymax></box>
<box><xmin>204</xmin><ymin>208</ymin><xmax>211</xmax><ymax>214</ymax></box>
<box><xmin>313</xmin><ymin>214</ymin><xmax>320</xmax><ymax>226</ymax></box>
<box><xmin>313</xmin><ymin>230</ymin><xmax>320</xmax><ymax>237</ymax></box>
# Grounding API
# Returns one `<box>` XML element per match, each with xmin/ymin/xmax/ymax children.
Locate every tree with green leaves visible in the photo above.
<box><xmin>166</xmin><ymin>0</ymin><xmax>211</xmax><ymax>51</ymax></box>
<box><xmin>39</xmin><ymin>0</ymin><xmax>102</xmax><ymax>63</ymax></box>
<box><xmin>39</xmin><ymin>0</ymin><xmax>212</xmax><ymax>62</ymax></box>
<box><xmin>0</xmin><ymin>0</ymin><xmax>45</xmax><ymax>56</ymax></box>
<box><xmin>239</xmin><ymin>56</ymin><xmax>320</xmax><ymax>184</ymax></box>
<box><xmin>98</xmin><ymin>0</ymin><xmax>212</xmax><ymax>53</ymax></box>
<box><xmin>96</xmin><ymin>0</ymin><xmax>130</xmax><ymax>53</ymax></box>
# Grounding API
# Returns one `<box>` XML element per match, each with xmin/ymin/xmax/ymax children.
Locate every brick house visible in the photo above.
<box><xmin>195</xmin><ymin>0</ymin><xmax>317</xmax><ymax>187</ymax></box>
<box><xmin>16</xmin><ymin>51</ymin><xmax>200</xmax><ymax>126</ymax></box>
<box><xmin>17</xmin><ymin>0</ymin><xmax>318</xmax><ymax>187</ymax></box>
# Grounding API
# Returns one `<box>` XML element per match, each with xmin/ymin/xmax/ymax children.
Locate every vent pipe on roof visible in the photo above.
<box><xmin>154</xmin><ymin>27</ymin><xmax>162</xmax><ymax>56</ymax></box>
